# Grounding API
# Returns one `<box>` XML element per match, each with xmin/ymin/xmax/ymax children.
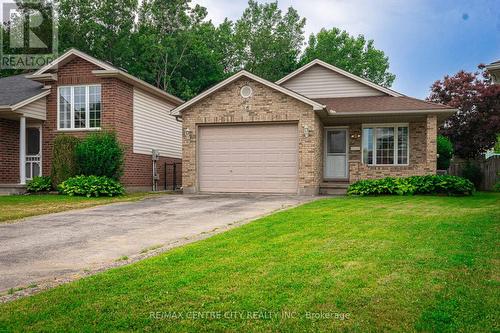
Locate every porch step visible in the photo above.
<box><xmin>0</xmin><ymin>184</ymin><xmax>26</xmax><ymax>196</ymax></box>
<box><xmin>319</xmin><ymin>182</ymin><xmax>349</xmax><ymax>196</ymax></box>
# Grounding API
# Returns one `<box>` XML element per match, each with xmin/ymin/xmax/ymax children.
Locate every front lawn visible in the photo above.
<box><xmin>1</xmin><ymin>193</ymin><xmax>499</xmax><ymax>332</ymax></box>
<box><xmin>0</xmin><ymin>192</ymin><xmax>168</xmax><ymax>223</ymax></box>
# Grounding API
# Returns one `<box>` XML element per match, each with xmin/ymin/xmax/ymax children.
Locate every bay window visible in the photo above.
<box><xmin>58</xmin><ymin>85</ymin><xmax>101</xmax><ymax>130</ymax></box>
<box><xmin>362</xmin><ymin>124</ymin><xmax>409</xmax><ymax>165</ymax></box>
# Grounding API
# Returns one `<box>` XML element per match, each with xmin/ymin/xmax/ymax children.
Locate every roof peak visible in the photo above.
<box><xmin>276</xmin><ymin>58</ymin><xmax>403</xmax><ymax>97</ymax></box>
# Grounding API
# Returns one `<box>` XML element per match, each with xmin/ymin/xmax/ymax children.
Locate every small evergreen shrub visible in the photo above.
<box><xmin>27</xmin><ymin>176</ymin><xmax>52</xmax><ymax>192</ymax></box>
<box><xmin>437</xmin><ymin>135</ymin><xmax>453</xmax><ymax>170</ymax></box>
<box><xmin>58</xmin><ymin>175</ymin><xmax>124</xmax><ymax>197</ymax></box>
<box><xmin>51</xmin><ymin>135</ymin><xmax>80</xmax><ymax>186</ymax></box>
<box><xmin>347</xmin><ymin>175</ymin><xmax>475</xmax><ymax>196</ymax></box>
<box><xmin>75</xmin><ymin>131</ymin><xmax>124</xmax><ymax>180</ymax></box>
<box><xmin>462</xmin><ymin>161</ymin><xmax>482</xmax><ymax>188</ymax></box>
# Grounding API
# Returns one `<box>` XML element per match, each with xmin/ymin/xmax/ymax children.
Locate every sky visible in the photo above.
<box><xmin>193</xmin><ymin>0</ymin><xmax>500</xmax><ymax>99</ymax></box>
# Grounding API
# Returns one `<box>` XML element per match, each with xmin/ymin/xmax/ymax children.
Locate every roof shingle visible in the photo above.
<box><xmin>0</xmin><ymin>74</ymin><xmax>45</xmax><ymax>106</ymax></box>
<box><xmin>314</xmin><ymin>96</ymin><xmax>454</xmax><ymax>113</ymax></box>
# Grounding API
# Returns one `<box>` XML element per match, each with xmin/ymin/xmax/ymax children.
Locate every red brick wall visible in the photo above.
<box><xmin>42</xmin><ymin>57</ymin><xmax>181</xmax><ymax>190</ymax></box>
<box><xmin>0</xmin><ymin>118</ymin><xmax>20</xmax><ymax>183</ymax></box>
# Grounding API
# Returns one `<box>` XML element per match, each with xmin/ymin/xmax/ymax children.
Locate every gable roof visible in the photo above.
<box><xmin>29</xmin><ymin>48</ymin><xmax>184</xmax><ymax>106</ymax></box>
<box><xmin>486</xmin><ymin>60</ymin><xmax>500</xmax><ymax>71</ymax></box>
<box><xmin>171</xmin><ymin>70</ymin><xmax>326</xmax><ymax>116</ymax></box>
<box><xmin>314</xmin><ymin>96</ymin><xmax>456</xmax><ymax>115</ymax></box>
<box><xmin>276</xmin><ymin>59</ymin><xmax>402</xmax><ymax>97</ymax></box>
<box><xmin>32</xmin><ymin>48</ymin><xmax>116</xmax><ymax>75</ymax></box>
<box><xmin>0</xmin><ymin>74</ymin><xmax>49</xmax><ymax>109</ymax></box>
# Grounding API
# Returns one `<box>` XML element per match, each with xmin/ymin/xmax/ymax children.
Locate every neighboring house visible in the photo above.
<box><xmin>172</xmin><ymin>59</ymin><xmax>457</xmax><ymax>195</ymax></box>
<box><xmin>0</xmin><ymin>49</ymin><xmax>183</xmax><ymax>194</ymax></box>
<box><xmin>485</xmin><ymin>60</ymin><xmax>500</xmax><ymax>83</ymax></box>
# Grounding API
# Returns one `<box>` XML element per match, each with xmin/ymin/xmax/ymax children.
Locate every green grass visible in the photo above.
<box><xmin>0</xmin><ymin>192</ymin><xmax>169</xmax><ymax>223</ymax></box>
<box><xmin>1</xmin><ymin>193</ymin><xmax>499</xmax><ymax>332</ymax></box>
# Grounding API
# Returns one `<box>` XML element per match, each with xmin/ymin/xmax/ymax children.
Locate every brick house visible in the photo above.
<box><xmin>172</xmin><ymin>60</ymin><xmax>457</xmax><ymax>195</ymax></box>
<box><xmin>0</xmin><ymin>49</ymin><xmax>183</xmax><ymax>194</ymax></box>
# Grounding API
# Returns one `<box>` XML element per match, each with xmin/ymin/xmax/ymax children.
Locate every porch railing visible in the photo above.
<box><xmin>26</xmin><ymin>155</ymin><xmax>41</xmax><ymax>180</ymax></box>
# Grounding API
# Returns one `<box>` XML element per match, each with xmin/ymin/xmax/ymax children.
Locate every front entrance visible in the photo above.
<box><xmin>26</xmin><ymin>126</ymin><xmax>42</xmax><ymax>180</ymax></box>
<box><xmin>324</xmin><ymin>128</ymin><xmax>348</xmax><ymax>180</ymax></box>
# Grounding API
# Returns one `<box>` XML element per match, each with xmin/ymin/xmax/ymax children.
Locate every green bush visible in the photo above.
<box><xmin>51</xmin><ymin>135</ymin><xmax>80</xmax><ymax>186</ymax></box>
<box><xmin>437</xmin><ymin>135</ymin><xmax>453</xmax><ymax>170</ymax></box>
<box><xmin>462</xmin><ymin>161</ymin><xmax>482</xmax><ymax>188</ymax></box>
<box><xmin>58</xmin><ymin>175</ymin><xmax>124</xmax><ymax>197</ymax></box>
<box><xmin>27</xmin><ymin>176</ymin><xmax>52</xmax><ymax>192</ymax></box>
<box><xmin>75</xmin><ymin>131</ymin><xmax>124</xmax><ymax>180</ymax></box>
<box><xmin>347</xmin><ymin>175</ymin><xmax>475</xmax><ymax>196</ymax></box>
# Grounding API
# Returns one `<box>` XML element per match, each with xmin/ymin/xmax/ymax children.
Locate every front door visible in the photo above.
<box><xmin>26</xmin><ymin>127</ymin><xmax>41</xmax><ymax>180</ymax></box>
<box><xmin>324</xmin><ymin>128</ymin><xmax>348</xmax><ymax>179</ymax></box>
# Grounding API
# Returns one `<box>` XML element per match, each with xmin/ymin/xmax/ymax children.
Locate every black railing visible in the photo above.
<box><xmin>165</xmin><ymin>162</ymin><xmax>182</xmax><ymax>191</ymax></box>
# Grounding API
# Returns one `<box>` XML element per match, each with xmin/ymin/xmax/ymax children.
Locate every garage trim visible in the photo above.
<box><xmin>196</xmin><ymin>122</ymin><xmax>299</xmax><ymax>194</ymax></box>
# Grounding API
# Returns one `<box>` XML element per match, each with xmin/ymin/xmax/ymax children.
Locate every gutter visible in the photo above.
<box><xmin>324</xmin><ymin>108</ymin><xmax>458</xmax><ymax>117</ymax></box>
<box><xmin>92</xmin><ymin>69</ymin><xmax>184</xmax><ymax>106</ymax></box>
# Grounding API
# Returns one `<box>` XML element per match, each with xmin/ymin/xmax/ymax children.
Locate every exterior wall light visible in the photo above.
<box><xmin>184</xmin><ymin>128</ymin><xmax>192</xmax><ymax>140</ymax></box>
<box><xmin>303</xmin><ymin>125</ymin><xmax>310</xmax><ymax>138</ymax></box>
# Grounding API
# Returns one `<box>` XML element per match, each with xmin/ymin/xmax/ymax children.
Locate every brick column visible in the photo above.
<box><xmin>426</xmin><ymin>115</ymin><xmax>437</xmax><ymax>174</ymax></box>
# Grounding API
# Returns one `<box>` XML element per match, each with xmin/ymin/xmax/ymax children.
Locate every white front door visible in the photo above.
<box><xmin>324</xmin><ymin>128</ymin><xmax>348</xmax><ymax>179</ymax></box>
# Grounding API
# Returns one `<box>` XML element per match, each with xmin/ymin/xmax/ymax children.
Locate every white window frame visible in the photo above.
<box><xmin>57</xmin><ymin>85</ymin><xmax>102</xmax><ymax>131</ymax></box>
<box><xmin>362</xmin><ymin>123</ymin><xmax>409</xmax><ymax>166</ymax></box>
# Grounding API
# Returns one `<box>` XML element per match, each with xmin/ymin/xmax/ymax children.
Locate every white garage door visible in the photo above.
<box><xmin>198</xmin><ymin>124</ymin><xmax>298</xmax><ymax>193</ymax></box>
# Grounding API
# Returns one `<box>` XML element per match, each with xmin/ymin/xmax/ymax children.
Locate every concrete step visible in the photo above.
<box><xmin>319</xmin><ymin>187</ymin><xmax>348</xmax><ymax>196</ymax></box>
<box><xmin>319</xmin><ymin>182</ymin><xmax>350</xmax><ymax>196</ymax></box>
<box><xmin>0</xmin><ymin>184</ymin><xmax>26</xmax><ymax>196</ymax></box>
<box><xmin>320</xmin><ymin>182</ymin><xmax>349</xmax><ymax>189</ymax></box>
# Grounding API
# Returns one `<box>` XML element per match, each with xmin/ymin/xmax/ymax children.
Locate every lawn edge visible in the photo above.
<box><xmin>0</xmin><ymin>192</ymin><xmax>175</xmax><ymax>225</ymax></box>
<box><xmin>0</xmin><ymin>195</ymin><xmax>320</xmax><ymax>303</ymax></box>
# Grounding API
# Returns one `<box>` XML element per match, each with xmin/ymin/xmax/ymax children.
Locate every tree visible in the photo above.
<box><xmin>301</xmin><ymin>28</ymin><xmax>395</xmax><ymax>87</ymax></box>
<box><xmin>57</xmin><ymin>0</ymin><xmax>138</xmax><ymax>69</ymax></box>
<box><xmin>427</xmin><ymin>65</ymin><xmax>500</xmax><ymax>159</ymax></box>
<box><xmin>133</xmin><ymin>0</ymin><xmax>226</xmax><ymax>99</ymax></box>
<box><xmin>229</xmin><ymin>0</ymin><xmax>306</xmax><ymax>81</ymax></box>
<box><xmin>437</xmin><ymin>135</ymin><xmax>453</xmax><ymax>170</ymax></box>
<box><xmin>1</xmin><ymin>0</ymin><xmax>55</xmax><ymax>78</ymax></box>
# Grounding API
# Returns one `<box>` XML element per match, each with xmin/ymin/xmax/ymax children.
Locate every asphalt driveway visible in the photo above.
<box><xmin>0</xmin><ymin>194</ymin><xmax>312</xmax><ymax>292</ymax></box>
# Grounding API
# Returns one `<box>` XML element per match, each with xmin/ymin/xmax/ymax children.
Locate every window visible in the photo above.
<box><xmin>362</xmin><ymin>124</ymin><xmax>409</xmax><ymax>165</ymax></box>
<box><xmin>58</xmin><ymin>85</ymin><xmax>101</xmax><ymax>130</ymax></box>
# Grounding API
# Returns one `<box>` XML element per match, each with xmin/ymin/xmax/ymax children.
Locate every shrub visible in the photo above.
<box><xmin>51</xmin><ymin>135</ymin><xmax>80</xmax><ymax>186</ymax></box>
<box><xmin>347</xmin><ymin>175</ymin><xmax>475</xmax><ymax>196</ymax></box>
<box><xmin>75</xmin><ymin>131</ymin><xmax>124</xmax><ymax>180</ymax></box>
<box><xmin>27</xmin><ymin>176</ymin><xmax>52</xmax><ymax>192</ymax></box>
<box><xmin>462</xmin><ymin>161</ymin><xmax>482</xmax><ymax>188</ymax></box>
<box><xmin>58</xmin><ymin>175</ymin><xmax>124</xmax><ymax>197</ymax></box>
<box><xmin>437</xmin><ymin>135</ymin><xmax>453</xmax><ymax>170</ymax></box>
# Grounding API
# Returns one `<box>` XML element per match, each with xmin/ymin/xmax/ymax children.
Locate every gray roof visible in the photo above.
<box><xmin>0</xmin><ymin>74</ymin><xmax>45</xmax><ymax>106</ymax></box>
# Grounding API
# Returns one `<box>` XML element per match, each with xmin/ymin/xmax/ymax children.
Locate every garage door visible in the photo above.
<box><xmin>198</xmin><ymin>124</ymin><xmax>298</xmax><ymax>193</ymax></box>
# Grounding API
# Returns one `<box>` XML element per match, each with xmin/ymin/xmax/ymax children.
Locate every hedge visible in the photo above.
<box><xmin>27</xmin><ymin>176</ymin><xmax>52</xmax><ymax>193</ymax></box>
<box><xmin>347</xmin><ymin>175</ymin><xmax>475</xmax><ymax>196</ymax></box>
<box><xmin>58</xmin><ymin>175</ymin><xmax>124</xmax><ymax>197</ymax></box>
<box><xmin>75</xmin><ymin>131</ymin><xmax>124</xmax><ymax>180</ymax></box>
<box><xmin>51</xmin><ymin>135</ymin><xmax>80</xmax><ymax>186</ymax></box>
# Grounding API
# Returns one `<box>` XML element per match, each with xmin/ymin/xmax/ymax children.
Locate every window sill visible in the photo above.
<box><xmin>363</xmin><ymin>164</ymin><xmax>410</xmax><ymax>167</ymax></box>
<box><xmin>56</xmin><ymin>128</ymin><xmax>101</xmax><ymax>132</ymax></box>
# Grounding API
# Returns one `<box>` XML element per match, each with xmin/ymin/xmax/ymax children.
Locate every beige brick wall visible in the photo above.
<box><xmin>181</xmin><ymin>77</ymin><xmax>323</xmax><ymax>195</ymax></box>
<box><xmin>348</xmin><ymin>115</ymin><xmax>437</xmax><ymax>182</ymax></box>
